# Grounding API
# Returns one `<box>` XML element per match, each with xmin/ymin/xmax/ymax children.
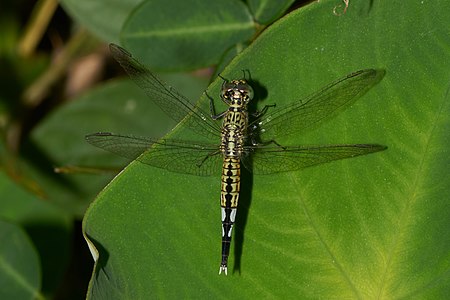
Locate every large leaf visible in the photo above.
<box><xmin>84</xmin><ymin>0</ymin><xmax>450</xmax><ymax>298</ymax></box>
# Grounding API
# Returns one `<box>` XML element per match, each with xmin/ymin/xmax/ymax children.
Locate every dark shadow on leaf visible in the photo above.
<box><xmin>84</xmin><ymin>235</ymin><xmax>110</xmax><ymax>282</ymax></box>
<box><xmin>247</xmin><ymin>77</ymin><xmax>269</xmax><ymax>106</ymax></box>
<box><xmin>232</xmin><ymin>162</ymin><xmax>253</xmax><ymax>274</ymax></box>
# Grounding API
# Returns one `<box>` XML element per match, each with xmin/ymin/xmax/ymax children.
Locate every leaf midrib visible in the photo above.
<box><xmin>377</xmin><ymin>87</ymin><xmax>449</xmax><ymax>298</ymax></box>
<box><xmin>290</xmin><ymin>174</ymin><xmax>363</xmax><ymax>299</ymax></box>
<box><xmin>124</xmin><ymin>22</ymin><xmax>255</xmax><ymax>38</ymax></box>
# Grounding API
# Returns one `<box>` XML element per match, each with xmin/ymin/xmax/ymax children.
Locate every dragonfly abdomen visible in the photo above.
<box><xmin>219</xmin><ymin>157</ymin><xmax>240</xmax><ymax>275</ymax></box>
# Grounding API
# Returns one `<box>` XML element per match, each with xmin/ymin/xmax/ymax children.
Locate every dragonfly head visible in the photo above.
<box><xmin>221</xmin><ymin>79</ymin><xmax>254</xmax><ymax>106</ymax></box>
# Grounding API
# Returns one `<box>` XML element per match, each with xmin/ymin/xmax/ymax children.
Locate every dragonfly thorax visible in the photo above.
<box><xmin>221</xmin><ymin>80</ymin><xmax>254</xmax><ymax>106</ymax></box>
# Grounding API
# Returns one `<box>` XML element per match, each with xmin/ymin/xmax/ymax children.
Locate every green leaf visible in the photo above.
<box><xmin>0</xmin><ymin>171</ymin><xmax>71</xmax><ymax>295</ymax></box>
<box><xmin>248</xmin><ymin>0</ymin><xmax>296</xmax><ymax>24</ymax></box>
<box><xmin>0</xmin><ymin>219</ymin><xmax>42</xmax><ymax>300</ymax></box>
<box><xmin>121</xmin><ymin>0</ymin><xmax>256</xmax><ymax>71</ymax></box>
<box><xmin>60</xmin><ymin>0</ymin><xmax>144</xmax><ymax>42</ymax></box>
<box><xmin>84</xmin><ymin>0</ymin><xmax>450</xmax><ymax>298</ymax></box>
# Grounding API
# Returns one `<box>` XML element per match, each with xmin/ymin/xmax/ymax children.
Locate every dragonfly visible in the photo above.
<box><xmin>86</xmin><ymin>43</ymin><xmax>386</xmax><ymax>275</ymax></box>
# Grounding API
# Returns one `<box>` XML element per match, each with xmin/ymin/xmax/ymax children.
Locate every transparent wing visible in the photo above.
<box><xmin>86</xmin><ymin>133</ymin><xmax>222</xmax><ymax>176</ymax></box>
<box><xmin>253</xmin><ymin>69</ymin><xmax>385</xmax><ymax>141</ymax></box>
<box><xmin>243</xmin><ymin>143</ymin><xmax>387</xmax><ymax>175</ymax></box>
<box><xmin>109</xmin><ymin>44</ymin><xmax>221</xmax><ymax>139</ymax></box>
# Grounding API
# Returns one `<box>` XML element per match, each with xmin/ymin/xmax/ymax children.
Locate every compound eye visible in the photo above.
<box><xmin>235</xmin><ymin>83</ymin><xmax>253</xmax><ymax>99</ymax></box>
<box><xmin>221</xmin><ymin>88</ymin><xmax>231</xmax><ymax>99</ymax></box>
<box><xmin>221</xmin><ymin>81</ymin><xmax>234</xmax><ymax>97</ymax></box>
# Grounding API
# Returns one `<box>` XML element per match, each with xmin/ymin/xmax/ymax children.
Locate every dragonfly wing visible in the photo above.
<box><xmin>86</xmin><ymin>133</ymin><xmax>222</xmax><ymax>176</ymax></box>
<box><xmin>109</xmin><ymin>44</ymin><xmax>221</xmax><ymax>139</ymax></box>
<box><xmin>253</xmin><ymin>69</ymin><xmax>385</xmax><ymax>141</ymax></box>
<box><xmin>243</xmin><ymin>144</ymin><xmax>387</xmax><ymax>175</ymax></box>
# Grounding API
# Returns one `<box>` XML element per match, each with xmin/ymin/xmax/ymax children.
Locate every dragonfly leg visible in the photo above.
<box><xmin>252</xmin><ymin>103</ymin><xmax>276</xmax><ymax>118</ymax></box>
<box><xmin>207</xmin><ymin>92</ymin><xmax>228</xmax><ymax>120</ymax></box>
<box><xmin>253</xmin><ymin>139</ymin><xmax>287</xmax><ymax>150</ymax></box>
<box><xmin>196</xmin><ymin>150</ymin><xmax>221</xmax><ymax>168</ymax></box>
<box><xmin>240</xmin><ymin>69</ymin><xmax>251</xmax><ymax>80</ymax></box>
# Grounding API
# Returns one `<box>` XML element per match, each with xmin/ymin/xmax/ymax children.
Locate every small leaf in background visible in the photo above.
<box><xmin>0</xmin><ymin>219</ymin><xmax>42</xmax><ymax>300</ymax></box>
<box><xmin>121</xmin><ymin>0</ymin><xmax>256</xmax><ymax>71</ymax></box>
<box><xmin>248</xmin><ymin>0</ymin><xmax>297</xmax><ymax>25</ymax></box>
<box><xmin>0</xmin><ymin>171</ymin><xmax>71</xmax><ymax>296</ymax></box>
<box><xmin>59</xmin><ymin>0</ymin><xmax>145</xmax><ymax>43</ymax></box>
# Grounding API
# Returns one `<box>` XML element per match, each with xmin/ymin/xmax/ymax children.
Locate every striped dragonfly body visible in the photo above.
<box><xmin>86</xmin><ymin>44</ymin><xmax>387</xmax><ymax>276</ymax></box>
<box><xmin>216</xmin><ymin>80</ymin><xmax>253</xmax><ymax>275</ymax></box>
